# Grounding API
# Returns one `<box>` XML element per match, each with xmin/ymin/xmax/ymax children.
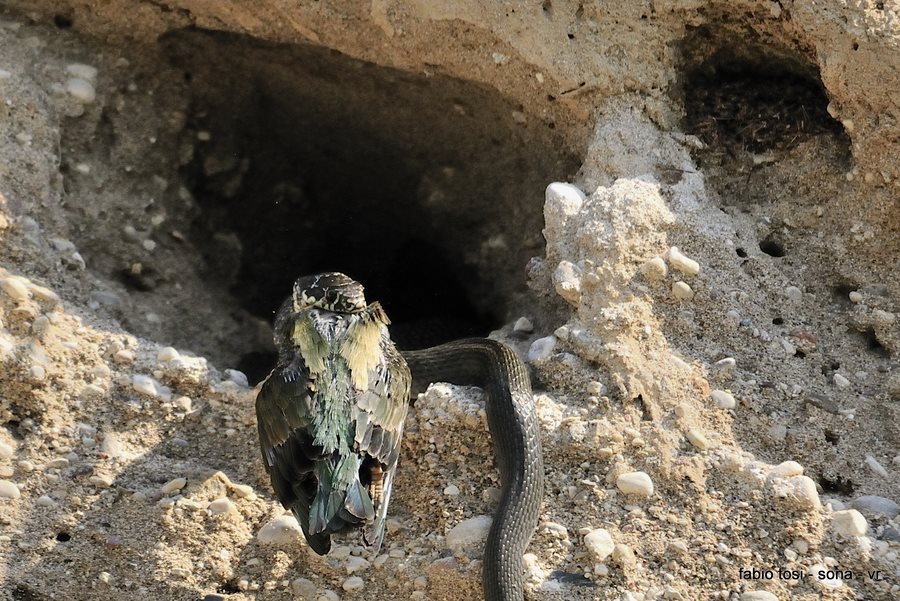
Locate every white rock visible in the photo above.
<box><xmin>345</xmin><ymin>555</ymin><xmax>369</xmax><ymax>574</ymax></box>
<box><xmin>0</xmin><ymin>441</ymin><xmax>13</xmax><ymax>459</ymax></box>
<box><xmin>36</xmin><ymin>495</ymin><xmax>56</xmax><ymax>507</ymax></box>
<box><xmin>741</xmin><ymin>592</ymin><xmax>778</xmax><ymax>601</ymax></box>
<box><xmin>544</xmin><ymin>182</ymin><xmax>585</xmax><ymax>219</ymax></box>
<box><xmin>132</xmin><ymin>375</ymin><xmax>159</xmax><ymax>397</ymax></box>
<box><xmin>66</xmin><ymin>78</ymin><xmax>96</xmax><ymax>103</ymax></box>
<box><xmin>513</xmin><ymin>317</ymin><xmax>533</xmax><ymax>333</ymax></box>
<box><xmin>831</xmin><ymin>509</ymin><xmax>867</xmax><ymax>537</ymax></box>
<box><xmin>446</xmin><ymin>515</ymin><xmax>492</xmax><ymax>553</ymax></box>
<box><xmin>667</xmin><ymin>246</ymin><xmax>700</xmax><ymax>276</ymax></box>
<box><xmin>208</xmin><ymin>497</ymin><xmax>236</xmax><ymax>515</ymax></box>
<box><xmin>258</xmin><ymin>514</ymin><xmax>304</xmax><ymax>545</ymax></box>
<box><xmin>292</xmin><ymin>578</ymin><xmax>316</xmax><ymax>599</ymax></box>
<box><xmin>833</xmin><ymin>373</ymin><xmax>850</xmax><ymax>388</ymax></box>
<box><xmin>583</xmin><ymin>528</ymin><xmax>614</xmax><ymax>561</ymax></box>
<box><xmin>808</xmin><ymin>563</ymin><xmax>844</xmax><ymax>589</ymax></box>
<box><xmin>527</xmin><ymin>336</ymin><xmax>556</xmax><ymax>363</ymax></box>
<box><xmin>864</xmin><ymin>455</ymin><xmax>889</xmax><ymax>478</ymax></box>
<box><xmin>641</xmin><ymin>256</ymin><xmax>667</xmax><ymax>281</ymax></box>
<box><xmin>66</xmin><ymin>63</ymin><xmax>98</xmax><ymax>82</ymax></box>
<box><xmin>224</xmin><ymin>369</ymin><xmax>249</xmax><ymax>387</ymax></box>
<box><xmin>553</xmin><ymin>261</ymin><xmax>582</xmax><ymax>304</ymax></box>
<box><xmin>161</xmin><ymin>477</ymin><xmax>187</xmax><ymax>495</ymax></box>
<box><xmin>710</xmin><ymin>390</ymin><xmax>736</xmax><ymax>409</ymax></box>
<box><xmin>770</xmin><ymin>475</ymin><xmax>820</xmax><ymax>510</ymax></box>
<box><xmin>443</xmin><ymin>483</ymin><xmax>460</xmax><ymax>496</ymax></box>
<box><xmin>686</xmin><ymin>429</ymin><xmax>710</xmax><ymax>450</ymax></box>
<box><xmin>0</xmin><ymin>480</ymin><xmax>21</xmax><ymax>499</ymax></box>
<box><xmin>342</xmin><ymin>576</ymin><xmax>364</xmax><ymax>592</ymax></box>
<box><xmin>848</xmin><ymin>291</ymin><xmax>863</xmax><ymax>303</ymax></box>
<box><xmin>672</xmin><ymin>281</ymin><xmax>694</xmax><ymax>300</ymax></box>
<box><xmin>157</xmin><ymin>347</ymin><xmax>180</xmax><ymax>362</ymax></box>
<box><xmin>0</xmin><ymin>277</ymin><xmax>31</xmax><ymax>301</ymax></box>
<box><xmin>769</xmin><ymin>461</ymin><xmax>804</xmax><ymax>479</ymax></box>
<box><xmin>616</xmin><ymin>471</ymin><xmax>654</xmax><ymax>497</ymax></box>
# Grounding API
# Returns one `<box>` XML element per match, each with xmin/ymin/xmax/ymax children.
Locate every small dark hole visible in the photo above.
<box><xmin>735</xmin><ymin>247</ymin><xmax>747</xmax><ymax>258</ymax></box>
<box><xmin>852</xmin><ymin>42</ymin><xmax>859</xmax><ymax>50</ymax></box>
<box><xmin>53</xmin><ymin>14</ymin><xmax>73</xmax><ymax>29</ymax></box>
<box><xmin>56</xmin><ymin>532</ymin><xmax>71</xmax><ymax>542</ymax></box>
<box><xmin>824</xmin><ymin>429</ymin><xmax>839</xmax><ymax>445</ymax></box>
<box><xmin>542</xmin><ymin>0</ymin><xmax>553</xmax><ymax>16</ymax></box>
<box><xmin>218</xmin><ymin>580</ymin><xmax>241</xmax><ymax>594</ymax></box>
<box><xmin>860</xmin><ymin>327</ymin><xmax>890</xmax><ymax>358</ymax></box>
<box><xmin>567</xmin><ymin>33</ymin><xmax>575</xmax><ymax>40</ymax></box>
<box><xmin>759</xmin><ymin>236</ymin><xmax>786</xmax><ymax>257</ymax></box>
<box><xmin>772</xmin><ymin>317</ymin><xmax>784</xmax><ymax>325</ymax></box>
<box><xmin>817</xmin><ymin>475</ymin><xmax>855</xmax><ymax>495</ymax></box>
<box><xmin>794</xmin><ymin>349</ymin><xmax>806</xmax><ymax>358</ymax></box>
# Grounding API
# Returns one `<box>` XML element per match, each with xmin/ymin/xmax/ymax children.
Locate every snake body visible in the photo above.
<box><xmin>257</xmin><ymin>274</ymin><xmax>543</xmax><ymax>601</ymax></box>
<box><xmin>403</xmin><ymin>339</ymin><xmax>544</xmax><ymax>601</ymax></box>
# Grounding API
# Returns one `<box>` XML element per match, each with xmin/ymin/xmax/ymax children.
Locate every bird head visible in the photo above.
<box><xmin>292</xmin><ymin>272</ymin><xmax>368</xmax><ymax>315</ymax></box>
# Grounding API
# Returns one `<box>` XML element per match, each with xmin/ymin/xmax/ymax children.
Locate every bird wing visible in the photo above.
<box><xmin>351</xmin><ymin>337</ymin><xmax>411</xmax><ymax>550</ymax></box>
<box><xmin>255</xmin><ymin>361</ymin><xmax>332</xmax><ymax>554</ymax></box>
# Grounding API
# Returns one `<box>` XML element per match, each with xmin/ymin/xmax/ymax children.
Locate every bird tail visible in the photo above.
<box><xmin>309</xmin><ymin>452</ymin><xmax>375</xmax><ymax>536</ymax></box>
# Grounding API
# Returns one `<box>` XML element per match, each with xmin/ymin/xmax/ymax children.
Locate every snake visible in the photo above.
<box><xmin>402</xmin><ymin>339</ymin><xmax>545</xmax><ymax>601</ymax></box>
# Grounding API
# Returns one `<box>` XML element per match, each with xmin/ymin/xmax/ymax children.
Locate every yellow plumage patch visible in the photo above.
<box><xmin>292</xmin><ymin>319</ymin><xmax>327</xmax><ymax>375</ymax></box>
<box><xmin>341</xmin><ymin>303</ymin><xmax>389</xmax><ymax>390</ymax></box>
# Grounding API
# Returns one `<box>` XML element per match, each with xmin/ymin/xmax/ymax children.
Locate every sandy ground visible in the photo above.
<box><xmin>0</xmin><ymin>2</ymin><xmax>898</xmax><ymax>600</ymax></box>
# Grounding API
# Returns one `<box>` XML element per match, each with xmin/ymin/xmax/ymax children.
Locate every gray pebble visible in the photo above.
<box><xmin>850</xmin><ymin>495</ymin><xmax>899</xmax><ymax>518</ymax></box>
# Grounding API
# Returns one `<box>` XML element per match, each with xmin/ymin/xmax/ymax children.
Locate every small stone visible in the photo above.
<box><xmin>616</xmin><ymin>471</ymin><xmax>654</xmax><ymax>497</ymax></box>
<box><xmin>850</xmin><ymin>495</ymin><xmax>900</xmax><ymax>518</ymax></box>
<box><xmin>667</xmin><ymin>247</ymin><xmax>700</xmax><ymax>276</ymax></box>
<box><xmin>831</xmin><ymin>509</ymin><xmax>867</xmax><ymax>537</ymax></box>
<box><xmin>864</xmin><ymin>455</ymin><xmax>889</xmax><ymax>478</ymax></box>
<box><xmin>583</xmin><ymin>528</ymin><xmax>614</xmax><ymax>561</ymax></box>
<box><xmin>769</xmin><ymin>461</ymin><xmax>803</xmax><ymax>479</ymax></box>
<box><xmin>642</xmin><ymin>256</ymin><xmax>667</xmax><ymax>281</ymax></box>
<box><xmin>28</xmin><ymin>365</ymin><xmax>46</xmax><ymax>382</ymax></box>
<box><xmin>292</xmin><ymin>578</ymin><xmax>316</xmax><ymax>599</ymax></box>
<box><xmin>257</xmin><ymin>514</ymin><xmax>303</xmax><ymax>546</ymax></box>
<box><xmin>770</xmin><ymin>475</ymin><xmax>820</xmax><ymax>510</ymax></box>
<box><xmin>513</xmin><ymin>317</ymin><xmax>533</xmax><ymax>333</ymax></box>
<box><xmin>66</xmin><ymin>78</ymin><xmax>96</xmax><ymax>103</ymax></box>
<box><xmin>553</xmin><ymin>261</ymin><xmax>582</xmax><ymax>304</ymax></box>
<box><xmin>686</xmin><ymin>429</ymin><xmax>711</xmax><ymax>450</ymax></box>
<box><xmin>98</xmin><ymin>572</ymin><xmax>113</xmax><ymax>585</ymax></box>
<box><xmin>66</xmin><ymin>63</ymin><xmax>98</xmax><ymax>81</ymax></box>
<box><xmin>784</xmin><ymin>286</ymin><xmax>803</xmax><ymax>302</ymax></box>
<box><xmin>208</xmin><ymin>497</ymin><xmax>236</xmax><ymax>515</ymax></box>
<box><xmin>446</xmin><ymin>515</ymin><xmax>492</xmax><ymax>553</ymax></box>
<box><xmin>671</xmin><ymin>281</ymin><xmax>694</xmax><ymax>300</ymax></box>
<box><xmin>544</xmin><ymin>182</ymin><xmax>585</xmax><ymax>219</ymax></box>
<box><xmin>848</xmin><ymin>291</ymin><xmax>863</xmax><ymax>303</ymax></box>
<box><xmin>157</xmin><ymin>347</ymin><xmax>179</xmax><ymax>362</ymax></box>
<box><xmin>47</xmin><ymin>457</ymin><xmax>70</xmax><ymax>469</ymax></box>
<box><xmin>224</xmin><ymin>369</ymin><xmax>249</xmax><ymax>387</ymax></box>
<box><xmin>710</xmin><ymin>390</ymin><xmax>736</xmax><ymax>409</ymax></box>
<box><xmin>0</xmin><ymin>480</ymin><xmax>21</xmax><ymax>499</ymax></box>
<box><xmin>36</xmin><ymin>495</ymin><xmax>56</xmax><ymax>507</ymax></box>
<box><xmin>443</xmin><ymin>483</ymin><xmax>460</xmax><ymax>496</ymax></box>
<box><xmin>18</xmin><ymin>460</ymin><xmax>35</xmax><ymax>473</ymax></box>
<box><xmin>133</xmin><ymin>375</ymin><xmax>159</xmax><ymax>397</ymax></box>
<box><xmin>29</xmin><ymin>284</ymin><xmax>60</xmax><ymax>304</ymax></box>
<box><xmin>113</xmin><ymin>349</ymin><xmax>134</xmax><ymax>364</ymax></box>
<box><xmin>89</xmin><ymin>474</ymin><xmax>114</xmax><ymax>488</ymax></box>
<box><xmin>318</xmin><ymin>591</ymin><xmax>340</xmax><ymax>601</ymax></box>
<box><xmin>612</xmin><ymin>543</ymin><xmax>636</xmax><ymax>567</ymax></box>
<box><xmin>741</xmin><ymin>593</ymin><xmax>778</xmax><ymax>601</ymax></box>
<box><xmin>342</xmin><ymin>576</ymin><xmax>364</xmax><ymax>592</ymax></box>
<box><xmin>527</xmin><ymin>336</ymin><xmax>556</xmax><ymax>363</ymax></box>
<box><xmin>0</xmin><ymin>441</ymin><xmax>13</xmax><ymax>459</ymax></box>
<box><xmin>173</xmin><ymin>396</ymin><xmax>192</xmax><ymax>412</ymax></box>
<box><xmin>832</xmin><ymin>373</ymin><xmax>851</xmax><ymax>389</ymax></box>
<box><xmin>345</xmin><ymin>556</ymin><xmax>369</xmax><ymax>574</ymax></box>
<box><xmin>161</xmin><ymin>477</ymin><xmax>187</xmax><ymax>495</ymax></box>
<box><xmin>0</xmin><ymin>277</ymin><xmax>31</xmax><ymax>301</ymax></box>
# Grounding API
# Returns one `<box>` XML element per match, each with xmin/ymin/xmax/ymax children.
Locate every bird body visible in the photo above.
<box><xmin>256</xmin><ymin>273</ymin><xmax>410</xmax><ymax>554</ymax></box>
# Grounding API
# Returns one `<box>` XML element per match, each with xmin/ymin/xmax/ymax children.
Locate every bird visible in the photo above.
<box><xmin>255</xmin><ymin>272</ymin><xmax>410</xmax><ymax>554</ymax></box>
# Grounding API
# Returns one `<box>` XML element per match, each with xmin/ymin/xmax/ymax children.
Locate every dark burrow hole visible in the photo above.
<box><xmin>55</xmin><ymin>532</ymin><xmax>71</xmax><ymax>542</ymax></box>
<box><xmin>854</xmin><ymin>327</ymin><xmax>890</xmax><ymax>358</ymax></box>
<box><xmin>161</xmin><ymin>30</ymin><xmax>579</xmax><ymax>382</ymax></box>
<box><xmin>817</xmin><ymin>474</ymin><xmax>855</xmax><ymax>495</ymax></box>
<box><xmin>824</xmin><ymin>429</ymin><xmax>840</xmax><ymax>445</ymax></box>
<box><xmin>759</xmin><ymin>234</ymin><xmax>786</xmax><ymax>257</ymax></box>
<box><xmin>772</xmin><ymin>317</ymin><xmax>784</xmax><ymax>325</ymax></box>
<box><xmin>680</xmin><ymin>28</ymin><xmax>849</xmax><ymax>155</ymax></box>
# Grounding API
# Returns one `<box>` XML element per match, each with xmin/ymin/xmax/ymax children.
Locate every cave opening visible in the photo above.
<box><xmin>160</xmin><ymin>30</ymin><xmax>579</xmax><ymax>381</ymax></box>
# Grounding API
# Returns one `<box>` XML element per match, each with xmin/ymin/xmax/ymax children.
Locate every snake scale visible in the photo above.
<box><xmin>256</xmin><ymin>273</ymin><xmax>544</xmax><ymax>601</ymax></box>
